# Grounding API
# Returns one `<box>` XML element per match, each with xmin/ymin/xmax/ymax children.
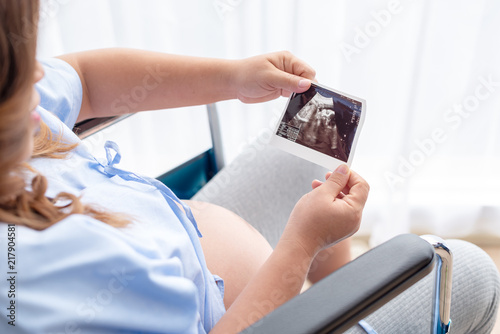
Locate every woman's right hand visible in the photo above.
<box><xmin>280</xmin><ymin>164</ymin><xmax>370</xmax><ymax>258</ymax></box>
<box><xmin>211</xmin><ymin>165</ymin><xmax>368</xmax><ymax>333</ymax></box>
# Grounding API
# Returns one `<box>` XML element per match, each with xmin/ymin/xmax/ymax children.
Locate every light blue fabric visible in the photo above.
<box><xmin>36</xmin><ymin>58</ymin><xmax>83</xmax><ymax>129</ymax></box>
<box><xmin>0</xmin><ymin>58</ymin><xmax>225</xmax><ymax>333</ymax></box>
<box><xmin>358</xmin><ymin>320</ymin><xmax>378</xmax><ymax>334</ymax></box>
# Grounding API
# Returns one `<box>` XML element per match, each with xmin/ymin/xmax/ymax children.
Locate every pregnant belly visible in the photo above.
<box><xmin>183</xmin><ymin>200</ymin><xmax>273</xmax><ymax>309</ymax></box>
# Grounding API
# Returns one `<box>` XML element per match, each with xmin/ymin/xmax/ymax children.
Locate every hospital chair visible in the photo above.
<box><xmin>74</xmin><ymin>106</ymin><xmax>453</xmax><ymax>334</ymax></box>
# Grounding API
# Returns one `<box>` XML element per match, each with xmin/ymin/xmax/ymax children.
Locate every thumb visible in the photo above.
<box><xmin>323</xmin><ymin>164</ymin><xmax>350</xmax><ymax>195</ymax></box>
<box><xmin>270</xmin><ymin>71</ymin><xmax>312</xmax><ymax>94</ymax></box>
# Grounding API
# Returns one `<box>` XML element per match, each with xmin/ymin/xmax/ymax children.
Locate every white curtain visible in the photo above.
<box><xmin>37</xmin><ymin>0</ymin><xmax>500</xmax><ymax>244</ymax></box>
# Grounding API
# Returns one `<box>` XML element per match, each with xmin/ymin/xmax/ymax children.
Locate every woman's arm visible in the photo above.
<box><xmin>58</xmin><ymin>49</ymin><xmax>316</xmax><ymax>122</ymax></box>
<box><xmin>210</xmin><ymin>165</ymin><xmax>369</xmax><ymax>333</ymax></box>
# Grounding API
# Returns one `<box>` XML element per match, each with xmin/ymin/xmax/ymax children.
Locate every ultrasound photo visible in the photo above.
<box><xmin>275</xmin><ymin>83</ymin><xmax>364</xmax><ymax>163</ymax></box>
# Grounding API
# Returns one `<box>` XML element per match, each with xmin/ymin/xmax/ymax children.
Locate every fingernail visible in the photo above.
<box><xmin>335</xmin><ymin>164</ymin><xmax>349</xmax><ymax>175</ymax></box>
<box><xmin>298</xmin><ymin>79</ymin><xmax>311</xmax><ymax>88</ymax></box>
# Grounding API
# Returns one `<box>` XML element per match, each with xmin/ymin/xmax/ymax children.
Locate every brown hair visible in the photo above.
<box><xmin>0</xmin><ymin>0</ymin><xmax>130</xmax><ymax>230</ymax></box>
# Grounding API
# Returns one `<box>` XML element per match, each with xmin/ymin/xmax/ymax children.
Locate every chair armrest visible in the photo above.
<box><xmin>240</xmin><ymin>234</ymin><xmax>435</xmax><ymax>334</ymax></box>
<box><xmin>73</xmin><ymin>115</ymin><xmax>132</xmax><ymax>139</ymax></box>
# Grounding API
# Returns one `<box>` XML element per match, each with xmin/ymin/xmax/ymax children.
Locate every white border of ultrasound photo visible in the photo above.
<box><xmin>270</xmin><ymin>82</ymin><xmax>366</xmax><ymax>171</ymax></box>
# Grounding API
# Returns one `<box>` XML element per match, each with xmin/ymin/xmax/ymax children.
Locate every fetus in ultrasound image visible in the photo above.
<box><xmin>276</xmin><ymin>84</ymin><xmax>362</xmax><ymax>162</ymax></box>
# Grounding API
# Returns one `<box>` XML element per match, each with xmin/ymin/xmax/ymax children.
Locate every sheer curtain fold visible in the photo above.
<box><xmin>37</xmin><ymin>0</ymin><xmax>500</xmax><ymax>242</ymax></box>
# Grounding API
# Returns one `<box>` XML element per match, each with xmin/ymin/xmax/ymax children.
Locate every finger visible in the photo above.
<box><xmin>343</xmin><ymin>170</ymin><xmax>370</xmax><ymax>206</ymax></box>
<box><xmin>311</xmin><ymin>179</ymin><xmax>323</xmax><ymax>189</ymax></box>
<box><xmin>321</xmin><ymin>164</ymin><xmax>350</xmax><ymax>197</ymax></box>
<box><xmin>340</xmin><ymin>185</ymin><xmax>351</xmax><ymax>195</ymax></box>
<box><xmin>280</xmin><ymin>89</ymin><xmax>295</xmax><ymax>98</ymax></box>
<box><xmin>325</xmin><ymin>171</ymin><xmax>350</xmax><ymax>194</ymax></box>
<box><xmin>268</xmin><ymin>71</ymin><xmax>312</xmax><ymax>95</ymax></box>
<box><xmin>238</xmin><ymin>90</ymin><xmax>281</xmax><ymax>104</ymax></box>
<box><xmin>268</xmin><ymin>52</ymin><xmax>316</xmax><ymax>93</ymax></box>
<box><xmin>314</xmin><ymin>172</ymin><xmax>346</xmax><ymax>191</ymax></box>
<box><xmin>277</xmin><ymin>51</ymin><xmax>316</xmax><ymax>80</ymax></box>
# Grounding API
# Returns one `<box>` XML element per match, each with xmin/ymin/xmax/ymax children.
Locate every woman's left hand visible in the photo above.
<box><xmin>232</xmin><ymin>51</ymin><xmax>316</xmax><ymax>103</ymax></box>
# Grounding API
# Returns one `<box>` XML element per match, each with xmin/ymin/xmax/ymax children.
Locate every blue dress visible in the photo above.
<box><xmin>0</xmin><ymin>58</ymin><xmax>225</xmax><ymax>333</ymax></box>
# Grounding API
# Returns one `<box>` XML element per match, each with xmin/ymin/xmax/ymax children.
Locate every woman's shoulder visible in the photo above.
<box><xmin>36</xmin><ymin>58</ymin><xmax>83</xmax><ymax>129</ymax></box>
